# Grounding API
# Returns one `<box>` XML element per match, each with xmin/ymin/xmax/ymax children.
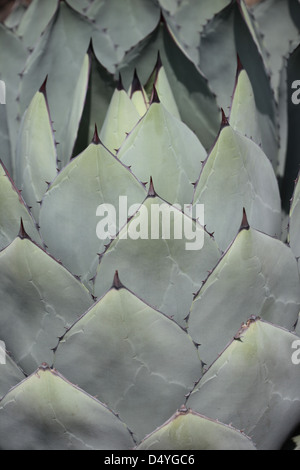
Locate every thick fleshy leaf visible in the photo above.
<box><xmin>0</xmin><ymin>352</ymin><xmax>25</xmax><ymax>400</ymax></box>
<box><xmin>159</xmin><ymin>0</ymin><xmax>232</xmax><ymax>65</ymax></box>
<box><xmin>188</xmin><ymin>223</ymin><xmax>300</xmax><ymax>366</ymax></box>
<box><xmin>0</xmin><ymin>25</ymin><xmax>27</xmax><ymax>174</ymax></box>
<box><xmin>20</xmin><ymin>2</ymin><xmax>91</xmax><ymax>168</ymax></box>
<box><xmin>54</xmin><ymin>281</ymin><xmax>202</xmax><ymax>441</ymax></box>
<box><xmin>116</xmin><ymin>24</ymin><xmax>220</xmax><ymax>152</ymax></box>
<box><xmin>3</xmin><ymin>3</ymin><xmax>27</xmax><ymax>30</ymax></box>
<box><xmin>63</xmin><ymin>0</ymin><xmax>91</xmax><ymax>11</ymax></box>
<box><xmin>69</xmin><ymin>0</ymin><xmax>161</xmax><ymax>74</ymax></box>
<box><xmin>128</xmin><ymin>70</ymin><xmax>148</xmax><ymax>117</ymax></box>
<box><xmin>161</xmin><ymin>1</ymin><xmax>278</xmax><ymax>167</ymax></box>
<box><xmin>15</xmin><ymin>0</ymin><xmax>59</xmax><ymax>49</ymax></box>
<box><xmin>0</xmin><ymin>366</ymin><xmax>134</xmax><ymax>450</ymax></box>
<box><xmin>0</xmin><ymin>237</ymin><xmax>93</xmax><ymax>373</ymax></box>
<box><xmin>238</xmin><ymin>0</ymin><xmax>264</xmax><ymax>57</ymax></box>
<box><xmin>0</xmin><ymin>103</ymin><xmax>13</xmax><ymax>179</ymax></box>
<box><xmin>136</xmin><ymin>409</ymin><xmax>256</xmax><ymax>451</ymax></box>
<box><xmin>144</xmin><ymin>54</ymin><xmax>180</xmax><ymax>120</ymax></box>
<box><xmin>0</xmin><ymin>161</ymin><xmax>41</xmax><ymax>250</ymax></box>
<box><xmin>58</xmin><ymin>53</ymin><xmax>90</xmax><ymax>166</ymax></box>
<box><xmin>193</xmin><ymin>124</ymin><xmax>281</xmax><ymax>252</ymax></box>
<box><xmin>118</xmin><ymin>102</ymin><xmax>207</xmax><ymax>206</ymax></box>
<box><xmin>99</xmin><ymin>83</ymin><xmax>140</xmax><ymax>153</ymax></box>
<box><xmin>233</xmin><ymin>1</ymin><xmax>279</xmax><ymax>167</ymax></box>
<box><xmin>229</xmin><ymin>66</ymin><xmax>262</xmax><ymax>149</ymax></box>
<box><xmin>247</xmin><ymin>0</ymin><xmax>300</xmax><ymax>101</ymax></box>
<box><xmin>95</xmin><ymin>194</ymin><xmax>220</xmax><ymax>325</ymax></box>
<box><xmin>39</xmin><ymin>139</ymin><xmax>146</xmax><ymax>287</ymax></box>
<box><xmin>15</xmin><ymin>85</ymin><xmax>57</xmax><ymax>221</ymax></box>
<box><xmin>187</xmin><ymin>319</ymin><xmax>300</xmax><ymax>450</ymax></box>
<box><xmin>85</xmin><ymin>53</ymin><xmax>116</xmax><ymax>146</ymax></box>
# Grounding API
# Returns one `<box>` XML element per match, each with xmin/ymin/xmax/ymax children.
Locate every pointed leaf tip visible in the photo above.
<box><xmin>221</xmin><ymin>109</ymin><xmax>229</xmax><ymax>128</ymax></box>
<box><xmin>18</xmin><ymin>219</ymin><xmax>30</xmax><ymax>240</ymax></box>
<box><xmin>240</xmin><ymin>208</ymin><xmax>250</xmax><ymax>231</ymax></box>
<box><xmin>39</xmin><ymin>75</ymin><xmax>48</xmax><ymax>96</ymax></box>
<box><xmin>92</xmin><ymin>124</ymin><xmax>101</xmax><ymax>145</ymax></box>
<box><xmin>236</xmin><ymin>54</ymin><xmax>244</xmax><ymax>75</ymax></box>
<box><xmin>130</xmin><ymin>69</ymin><xmax>143</xmax><ymax>97</ymax></box>
<box><xmin>112</xmin><ymin>270</ymin><xmax>124</xmax><ymax>290</ymax></box>
<box><xmin>151</xmin><ymin>86</ymin><xmax>160</xmax><ymax>105</ymax></box>
<box><xmin>155</xmin><ymin>51</ymin><xmax>163</xmax><ymax>72</ymax></box>
<box><xmin>117</xmin><ymin>73</ymin><xmax>124</xmax><ymax>91</ymax></box>
<box><xmin>148</xmin><ymin>177</ymin><xmax>156</xmax><ymax>197</ymax></box>
<box><xmin>40</xmin><ymin>363</ymin><xmax>51</xmax><ymax>371</ymax></box>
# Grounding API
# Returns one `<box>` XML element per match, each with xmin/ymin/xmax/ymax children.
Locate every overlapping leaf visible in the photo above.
<box><xmin>187</xmin><ymin>319</ymin><xmax>300</xmax><ymax>450</ymax></box>
<box><xmin>229</xmin><ymin>65</ymin><xmax>262</xmax><ymax>150</ymax></box>
<box><xmin>193</xmin><ymin>123</ymin><xmax>281</xmax><ymax>252</ymax></box>
<box><xmin>65</xmin><ymin>0</ymin><xmax>161</xmax><ymax>74</ymax></box>
<box><xmin>144</xmin><ymin>53</ymin><xmax>180</xmax><ymax>120</ymax></box>
<box><xmin>0</xmin><ymin>367</ymin><xmax>135</xmax><ymax>450</ymax></box>
<box><xmin>85</xmin><ymin>53</ymin><xmax>116</xmax><ymax>145</ymax></box>
<box><xmin>159</xmin><ymin>0</ymin><xmax>232</xmax><ymax>65</ymax></box>
<box><xmin>0</xmin><ymin>24</ymin><xmax>27</xmax><ymax>174</ymax></box>
<box><xmin>116</xmin><ymin>24</ymin><xmax>220</xmax><ymax>151</ymax></box>
<box><xmin>0</xmin><ymin>161</ymin><xmax>41</xmax><ymax>250</ymax></box>
<box><xmin>14</xmin><ymin>0</ymin><xmax>59</xmax><ymax>49</ymax></box>
<box><xmin>0</xmin><ymin>236</ymin><xmax>93</xmax><ymax>373</ymax></box>
<box><xmin>128</xmin><ymin>70</ymin><xmax>149</xmax><ymax>117</ymax></box>
<box><xmin>118</xmin><ymin>101</ymin><xmax>207</xmax><ymax>206</ymax></box>
<box><xmin>95</xmin><ymin>193</ymin><xmax>220</xmax><ymax>324</ymax></box>
<box><xmin>160</xmin><ymin>1</ymin><xmax>278</xmax><ymax>168</ymax></box>
<box><xmin>136</xmin><ymin>409</ymin><xmax>256</xmax><ymax>451</ymax></box>
<box><xmin>15</xmin><ymin>83</ymin><xmax>57</xmax><ymax>220</ymax></box>
<box><xmin>0</xmin><ymin>351</ymin><xmax>25</xmax><ymax>400</ymax></box>
<box><xmin>20</xmin><ymin>2</ymin><xmax>91</xmax><ymax>168</ymax></box>
<box><xmin>39</xmin><ymin>136</ymin><xmax>146</xmax><ymax>287</ymax></box>
<box><xmin>3</xmin><ymin>3</ymin><xmax>28</xmax><ymax>30</ymax></box>
<box><xmin>54</xmin><ymin>279</ymin><xmax>202</xmax><ymax>441</ymax></box>
<box><xmin>188</xmin><ymin>221</ymin><xmax>300</xmax><ymax>366</ymax></box>
<box><xmin>99</xmin><ymin>79</ymin><xmax>140</xmax><ymax>153</ymax></box>
<box><xmin>247</xmin><ymin>0</ymin><xmax>300</xmax><ymax>101</ymax></box>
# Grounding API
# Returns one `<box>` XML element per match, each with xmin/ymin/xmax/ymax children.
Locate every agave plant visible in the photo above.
<box><xmin>0</xmin><ymin>0</ymin><xmax>299</xmax><ymax>451</ymax></box>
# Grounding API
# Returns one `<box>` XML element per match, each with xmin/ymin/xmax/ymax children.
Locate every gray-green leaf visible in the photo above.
<box><xmin>15</xmin><ymin>85</ymin><xmax>57</xmax><ymax>221</ymax></box>
<box><xmin>95</xmin><ymin>194</ymin><xmax>220</xmax><ymax>325</ymax></box>
<box><xmin>188</xmin><ymin>223</ymin><xmax>300</xmax><ymax>366</ymax></box>
<box><xmin>54</xmin><ymin>281</ymin><xmax>202</xmax><ymax>441</ymax></box>
<box><xmin>0</xmin><ymin>161</ymin><xmax>41</xmax><ymax>250</ymax></box>
<box><xmin>193</xmin><ymin>124</ymin><xmax>281</xmax><ymax>252</ymax></box>
<box><xmin>118</xmin><ymin>102</ymin><xmax>207</xmax><ymax>206</ymax></box>
<box><xmin>0</xmin><ymin>366</ymin><xmax>135</xmax><ymax>450</ymax></box>
<box><xmin>0</xmin><ymin>236</ymin><xmax>93</xmax><ymax>373</ymax></box>
<box><xmin>187</xmin><ymin>319</ymin><xmax>300</xmax><ymax>450</ymax></box>
<box><xmin>39</xmin><ymin>139</ymin><xmax>146</xmax><ymax>287</ymax></box>
<box><xmin>136</xmin><ymin>409</ymin><xmax>256</xmax><ymax>450</ymax></box>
